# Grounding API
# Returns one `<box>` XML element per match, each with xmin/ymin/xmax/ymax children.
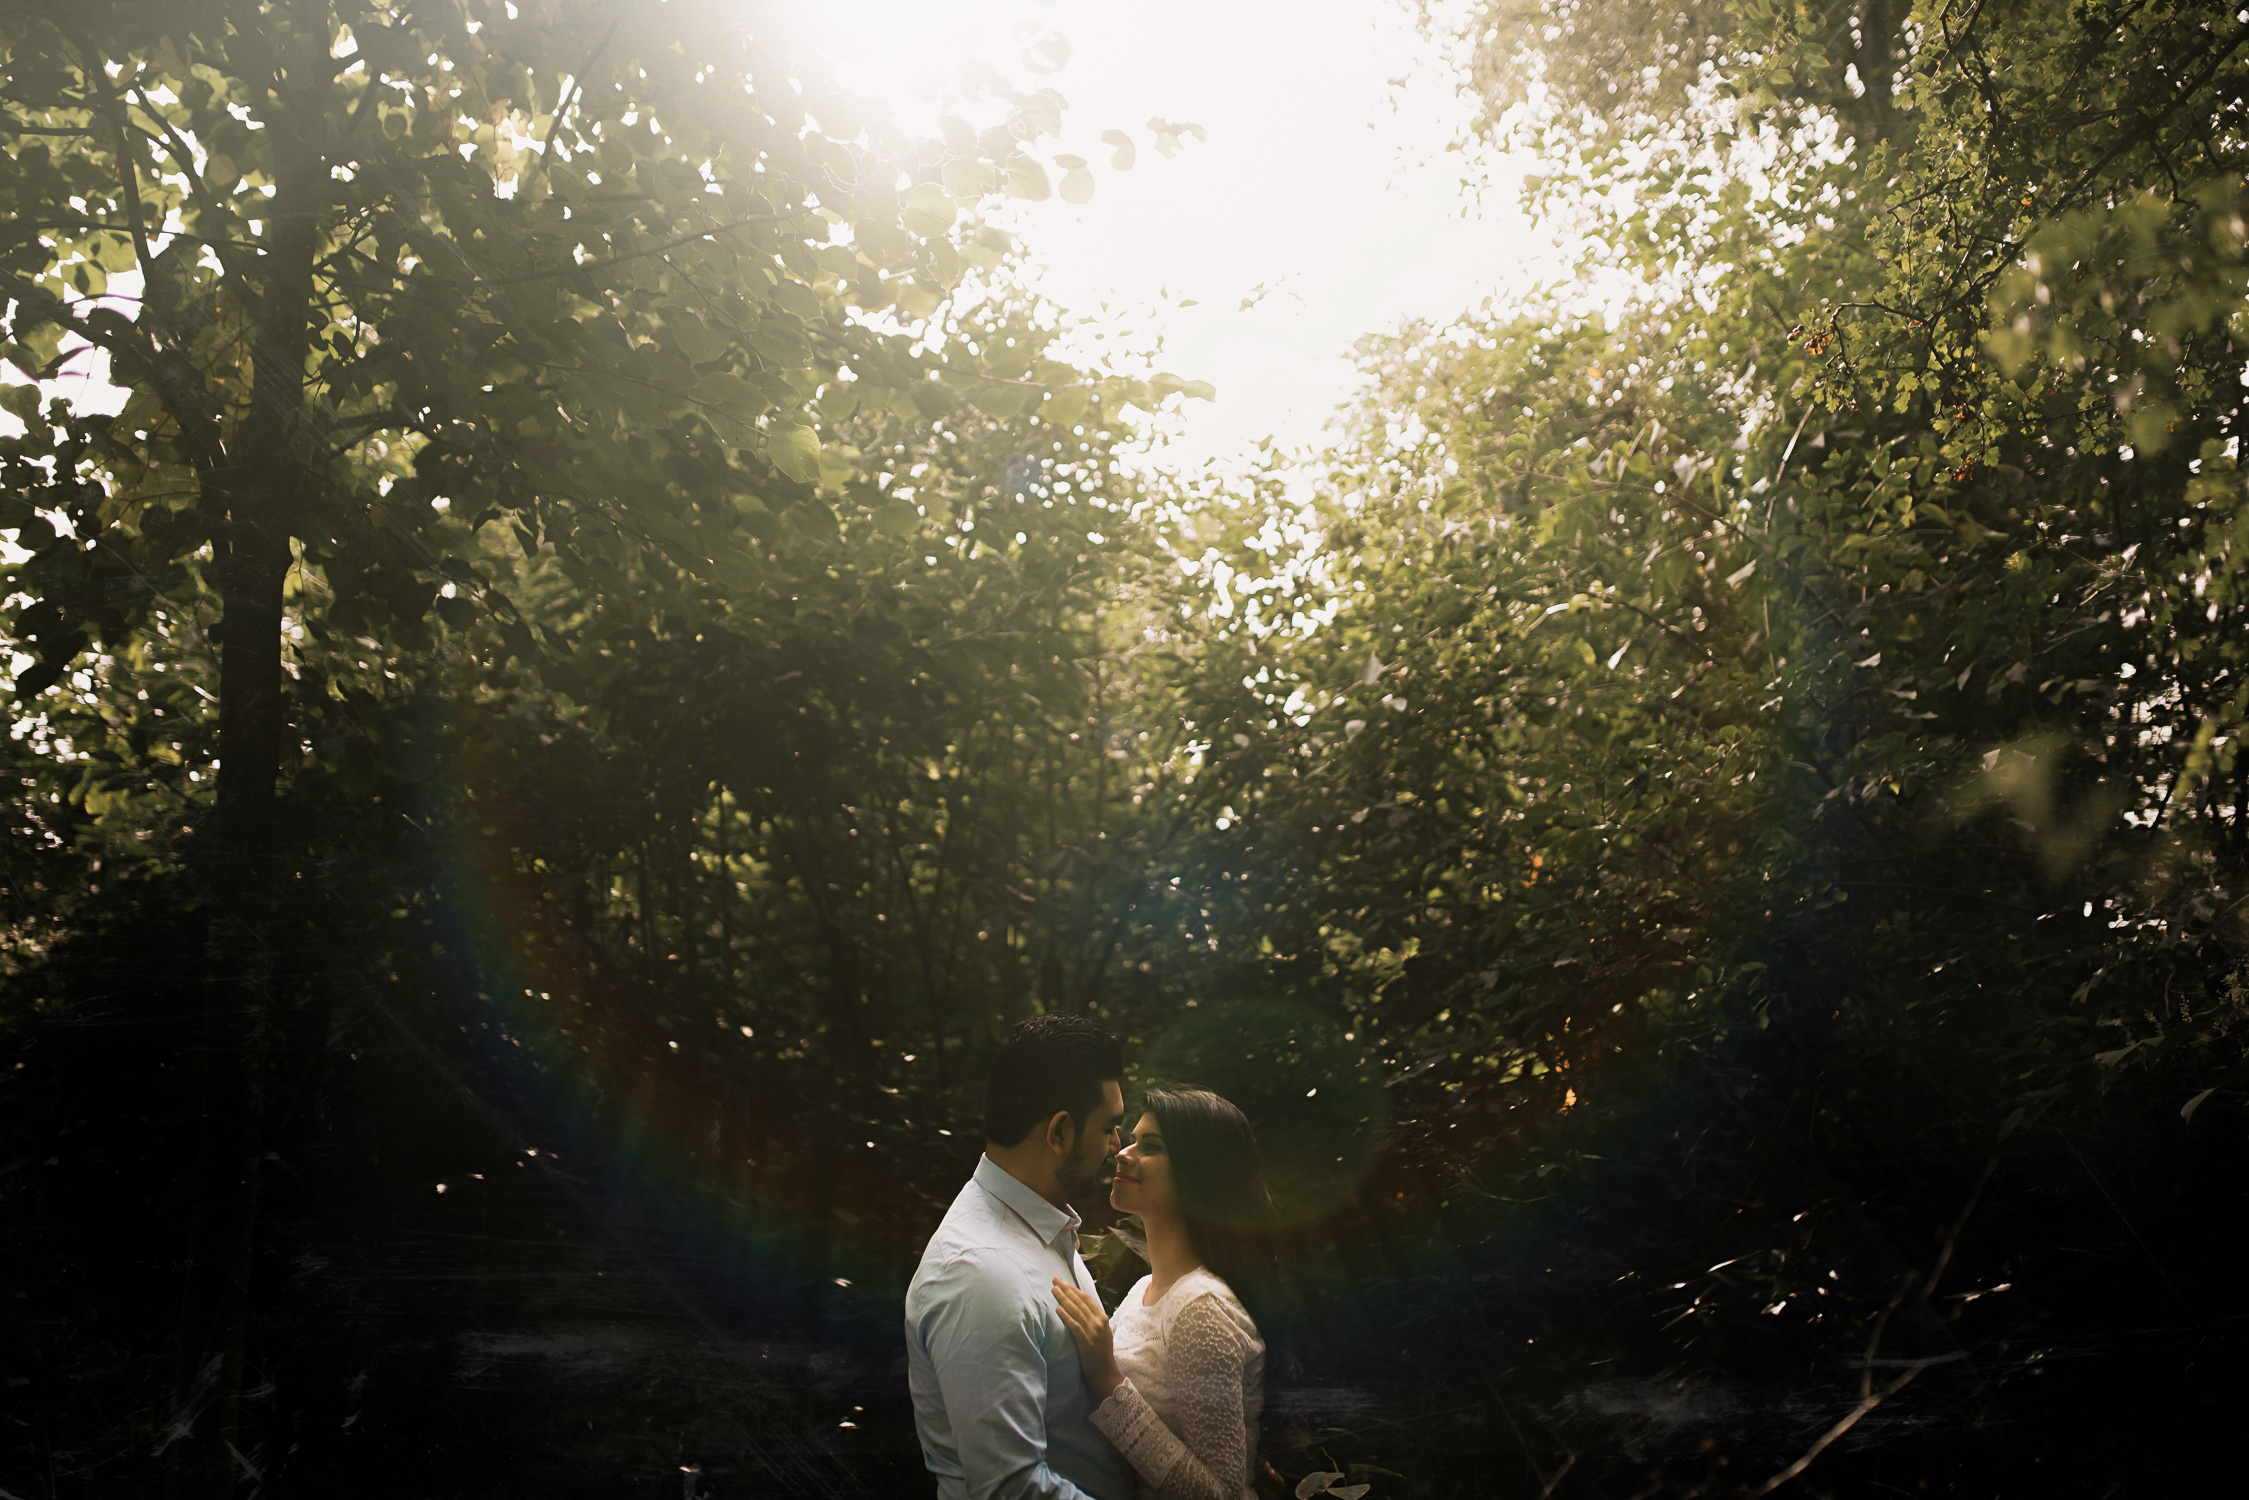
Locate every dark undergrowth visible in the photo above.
<box><xmin>6</xmin><ymin>868</ymin><xmax>2246</xmax><ymax>1498</ymax></box>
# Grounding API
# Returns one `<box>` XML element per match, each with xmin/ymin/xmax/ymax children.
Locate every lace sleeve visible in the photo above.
<box><xmin>1088</xmin><ymin>1293</ymin><xmax>1250</xmax><ymax>1500</ymax></box>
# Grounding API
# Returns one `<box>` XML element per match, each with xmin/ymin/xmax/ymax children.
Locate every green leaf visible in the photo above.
<box><xmin>1009</xmin><ymin>88</ymin><xmax>1065</xmax><ymax>141</ymax></box>
<box><xmin>693</xmin><ymin>372</ymin><xmax>766</xmax><ymax>437</ymax></box>
<box><xmin>1003</xmin><ymin>156</ymin><xmax>1051</xmax><ymax>202</ymax></box>
<box><xmin>1042</xmin><ymin>387</ymin><xmax>1091</xmax><ymax>426</ymax></box>
<box><xmin>1147</xmin><ymin>118</ymin><xmax>1206</xmax><ymax>157</ymax></box>
<box><xmin>974</xmin><ymin>384</ymin><xmax>1032</xmax><ymax>419</ymax></box>
<box><xmin>903</xmin><ymin>182</ymin><xmax>960</xmax><ymax>239</ymax></box>
<box><xmin>766</xmin><ymin>422</ymin><xmax>821</xmax><ymax>484</ymax></box>
<box><xmin>770</xmin><ymin>280</ymin><xmax>823</xmax><ymax>322</ymax></box>
<box><xmin>943</xmin><ymin>158</ymin><xmax>997</xmax><ymax>199</ymax></box>
<box><xmin>896</xmin><ymin>281</ymin><xmax>944</xmax><ymax>319</ymax></box>
<box><xmin>1149</xmin><ymin>371</ymin><xmax>1217</xmax><ymax>402</ymax></box>
<box><xmin>873</xmin><ymin>499</ymin><xmax>918</xmax><ymax>537</ymax></box>
<box><xmin>748</xmin><ymin>319</ymin><xmax>812</xmax><ymax>368</ymax></box>
<box><xmin>668</xmin><ymin>315</ymin><xmax>726</xmax><ymax>366</ymax></box>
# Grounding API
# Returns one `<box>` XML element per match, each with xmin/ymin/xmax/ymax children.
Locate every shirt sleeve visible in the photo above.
<box><xmin>1088</xmin><ymin>1292</ymin><xmax>1250</xmax><ymax>1500</ymax></box>
<box><xmin>915</xmin><ymin>1253</ymin><xmax>1108</xmax><ymax>1500</ymax></box>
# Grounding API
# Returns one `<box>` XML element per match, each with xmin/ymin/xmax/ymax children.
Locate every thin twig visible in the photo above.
<box><xmin>1858</xmin><ymin>1270</ymin><xmax>1917</xmax><ymax>1403</ymax></box>
<box><xmin>1923</xmin><ymin>1154</ymin><xmax>1999</xmax><ymax>1299</ymax></box>
<box><xmin>124</xmin><ymin>88</ymin><xmax>238</xmax><ymax>284</ymax></box>
<box><xmin>1768</xmin><ymin>406</ymin><xmax>1814</xmax><ymax>492</ymax></box>
<box><xmin>540</xmin><ymin>22</ymin><xmax>619</xmax><ymax>163</ymax></box>
<box><xmin>1747</xmin><ymin>1145</ymin><xmax>1997</xmax><ymax>1495</ymax></box>
<box><xmin>1744</xmin><ymin>1359</ymin><xmax>1931</xmax><ymax>1498</ymax></box>
<box><xmin>481</xmin><ymin>212</ymin><xmax>815</xmax><ymax>287</ymax></box>
<box><xmin>2065</xmin><ymin>1135</ymin><xmax>2183</xmax><ymax>1303</ymax></box>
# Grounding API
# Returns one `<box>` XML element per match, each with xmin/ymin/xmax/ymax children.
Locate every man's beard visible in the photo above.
<box><xmin>1061</xmin><ymin>1146</ymin><xmax>1111</xmax><ymax>1203</ymax></box>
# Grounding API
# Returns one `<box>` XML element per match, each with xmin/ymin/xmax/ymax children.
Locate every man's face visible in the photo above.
<box><xmin>1059</xmin><ymin>1079</ymin><xmax>1126</xmax><ymax>1202</ymax></box>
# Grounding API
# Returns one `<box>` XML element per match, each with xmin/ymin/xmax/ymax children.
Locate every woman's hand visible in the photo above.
<box><xmin>1051</xmin><ymin>1279</ymin><xmax>1124</xmax><ymax>1400</ymax></box>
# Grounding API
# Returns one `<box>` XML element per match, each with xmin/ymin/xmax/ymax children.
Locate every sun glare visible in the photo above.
<box><xmin>761</xmin><ymin>0</ymin><xmax>1552</xmax><ymax>477</ymax></box>
<box><xmin>773</xmin><ymin>0</ymin><xmax>1053</xmax><ymax>129</ymax></box>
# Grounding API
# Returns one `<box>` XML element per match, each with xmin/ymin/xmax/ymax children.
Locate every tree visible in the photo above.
<box><xmin>1394</xmin><ymin>0</ymin><xmax>2249</xmax><ymax>1109</ymax></box>
<box><xmin>10</xmin><ymin>0</ymin><xmax>2248</xmax><ymax>1489</ymax></box>
<box><xmin>1437</xmin><ymin>0</ymin><xmax>1913</xmax><ymax>148</ymax></box>
<box><xmin>444</xmin><ymin>281</ymin><xmax>1183</xmax><ymax>1108</ymax></box>
<box><xmin>0</xmin><ymin>1</ymin><xmax>1120</xmax><ymax>1487</ymax></box>
<box><xmin>1042</xmin><ymin>0</ymin><xmax>2249</xmax><ymax>1479</ymax></box>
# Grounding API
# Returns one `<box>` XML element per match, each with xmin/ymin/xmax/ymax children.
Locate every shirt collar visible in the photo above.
<box><xmin>974</xmin><ymin>1153</ymin><xmax>1082</xmax><ymax>1250</ymax></box>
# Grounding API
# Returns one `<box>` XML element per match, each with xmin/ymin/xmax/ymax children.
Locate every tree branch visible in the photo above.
<box><xmin>1744</xmin><ymin>1358</ymin><xmax>1930</xmax><ymax>1497</ymax></box>
<box><xmin>127</xmin><ymin>85</ymin><xmax>255</xmax><ymax>289</ymax></box>
<box><xmin>1746</xmin><ymin>1142</ymin><xmax>1997</xmax><ymax>1496</ymax></box>
<box><xmin>539</xmin><ymin>22</ymin><xmax>619</xmax><ymax>164</ymax></box>
<box><xmin>480</xmin><ymin>211</ymin><xmax>817</xmax><ymax>287</ymax></box>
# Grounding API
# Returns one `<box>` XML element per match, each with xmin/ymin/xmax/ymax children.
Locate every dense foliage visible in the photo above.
<box><xmin>6</xmin><ymin>0</ymin><xmax>2249</xmax><ymax>1495</ymax></box>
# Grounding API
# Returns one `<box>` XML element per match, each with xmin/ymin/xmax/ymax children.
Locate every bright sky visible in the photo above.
<box><xmin>14</xmin><ymin>3</ymin><xmax>1559</xmax><ymax>487</ymax></box>
<box><xmin>776</xmin><ymin>0</ymin><xmax>1559</xmax><ymax>478</ymax></box>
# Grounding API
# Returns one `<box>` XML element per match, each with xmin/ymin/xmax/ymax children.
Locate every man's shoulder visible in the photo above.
<box><xmin>913</xmin><ymin>1221</ymin><xmax>1039</xmax><ymax>1284</ymax></box>
<box><xmin>923</xmin><ymin>1172</ymin><xmax>1006</xmax><ymax>1242</ymax></box>
<box><xmin>906</xmin><ymin>1218</ymin><xmax>1055</xmax><ymax>1351</ymax></box>
<box><xmin>910</xmin><ymin>1180</ymin><xmax>1037</xmax><ymax>1287</ymax></box>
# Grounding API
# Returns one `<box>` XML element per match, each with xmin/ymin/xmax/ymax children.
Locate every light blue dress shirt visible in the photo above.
<box><xmin>905</xmin><ymin>1155</ymin><xmax>1131</xmax><ymax>1500</ymax></box>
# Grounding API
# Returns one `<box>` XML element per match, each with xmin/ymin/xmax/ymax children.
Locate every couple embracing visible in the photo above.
<box><xmin>905</xmin><ymin>1015</ymin><xmax>1270</xmax><ymax>1500</ymax></box>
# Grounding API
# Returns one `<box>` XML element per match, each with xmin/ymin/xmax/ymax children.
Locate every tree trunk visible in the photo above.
<box><xmin>1843</xmin><ymin>0</ymin><xmax>1904</xmax><ymax>146</ymax></box>
<box><xmin>165</xmin><ymin>97</ymin><xmax>320</xmax><ymax>1500</ymax></box>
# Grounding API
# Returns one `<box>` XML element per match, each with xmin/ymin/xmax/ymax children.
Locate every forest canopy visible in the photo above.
<box><xmin>5</xmin><ymin>0</ymin><xmax>2248</xmax><ymax>1496</ymax></box>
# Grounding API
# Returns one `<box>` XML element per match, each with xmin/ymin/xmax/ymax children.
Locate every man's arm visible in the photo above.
<box><xmin>915</xmin><ymin>1254</ymin><xmax>1105</xmax><ymax>1500</ymax></box>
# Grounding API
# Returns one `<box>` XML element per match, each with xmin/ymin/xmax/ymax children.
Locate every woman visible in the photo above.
<box><xmin>1052</xmin><ymin>1088</ymin><xmax>1269</xmax><ymax>1500</ymax></box>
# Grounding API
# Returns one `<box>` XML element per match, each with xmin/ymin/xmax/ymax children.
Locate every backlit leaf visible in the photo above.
<box><xmin>903</xmin><ymin>182</ymin><xmax>959</xmax><ymax>239</ymax></box>
<box><xmin>1003</xmin><ymin>156</ymin><xmax>1051</xmax><ymax>202</ymax></box>
<box><xmin>766</xmin><ymin>423</ymin><xmax>821</xmax><ymax>484</ymax></box>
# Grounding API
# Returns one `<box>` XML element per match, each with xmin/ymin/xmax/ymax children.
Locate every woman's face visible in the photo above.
<box><xmin>1109</xmin><ymin>1112</ymin><xmax>1178</xmax><ymax>1220</ymax></box>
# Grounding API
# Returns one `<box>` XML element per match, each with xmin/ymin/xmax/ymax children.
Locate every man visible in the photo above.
<box><xmin>905</xmin><ymin>1015</ymin><xmax>1131</xmax><ymax>1500</ymax></box>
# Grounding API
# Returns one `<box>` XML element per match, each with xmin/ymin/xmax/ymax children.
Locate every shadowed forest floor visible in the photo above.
<box><xmin>8</xmin><ymin>984</ymin><xmax>2243</xmax><ymax>1498</ymax></box>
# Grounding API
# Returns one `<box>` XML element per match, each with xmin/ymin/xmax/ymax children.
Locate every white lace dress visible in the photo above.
<box><xmin>1089</xmin><ymin>1266</ymin><xmax>1265</xmax><ymax>1500</ymax></box>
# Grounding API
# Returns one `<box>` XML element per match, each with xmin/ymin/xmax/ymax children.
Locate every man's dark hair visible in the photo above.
<box><xmin>983</xmin><ymin>1014</ymin><xmax>1123</xmax><ymax>1147</ymax></box>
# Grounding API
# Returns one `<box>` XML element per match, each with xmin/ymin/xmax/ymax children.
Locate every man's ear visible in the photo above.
<box><xmin>1043</xmin><ymin>1108</ymin><xmax>1076</xmax><ymax>1157</ymax></box>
